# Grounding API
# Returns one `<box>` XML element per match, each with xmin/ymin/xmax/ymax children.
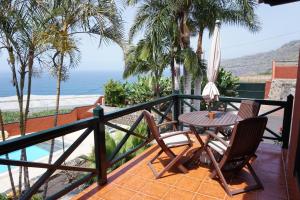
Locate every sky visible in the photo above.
<box><xmin>0</xmin><ymin>1</ymin><xmax>300</xmax><ymax>73</ymax></box>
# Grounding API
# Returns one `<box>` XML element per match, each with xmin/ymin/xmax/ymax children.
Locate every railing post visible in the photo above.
<box><xmin>282</xmin><ymin>94</ymin><xmax>294</xmax><ymax>149</ymax></box>
<box><xmin>93</xmin><ymin>106</ymin><xmax>107</xmax><ymax>185</ymax></box>
<box><xmin>173</xmin><ymin>91</ymin><xmax>181</xmax><ymax>130</ymax></box>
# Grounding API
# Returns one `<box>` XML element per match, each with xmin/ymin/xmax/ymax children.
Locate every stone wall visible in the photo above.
<box><xmin>268</xmin><ymin>79</ymin><xmax>296</xmax><ymax>100</ymax></box>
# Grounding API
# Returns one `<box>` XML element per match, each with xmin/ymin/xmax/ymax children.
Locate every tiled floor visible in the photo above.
<box><xmin>73</xmin><ymin>139</ymin><xmax>288</xmax><ymax>200</ymax></box>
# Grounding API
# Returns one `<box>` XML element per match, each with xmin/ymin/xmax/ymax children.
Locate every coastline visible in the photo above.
<box><xmin>0</xmin><ymin>94</ymin><xmax>101</xmax><ymax>112</ymax></box>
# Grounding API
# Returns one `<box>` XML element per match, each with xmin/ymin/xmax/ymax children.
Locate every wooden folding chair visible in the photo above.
<box><xmin>205</xmin><ymin>117</ymin><xmax>268</xmax><ymax>196</ymax></box>
<box><xmin>143</xmin><ymin>110</ymin><xmax>193</xmax><ymax>179</ymax></box>
<box><xmin>237</xmin><ymin>100</ymin><xmax>260</xmax><ymax>119</ymax></box>
<box><xmin>220</xmin><ymin>100</ymin><xmax>260</xmax><ymax>137</ymax></box>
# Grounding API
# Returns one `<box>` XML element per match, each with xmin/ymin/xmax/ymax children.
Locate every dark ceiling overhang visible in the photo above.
<box><xmin>259</xmin><ymin>0</ymin><xmax>300</xmax><ymax>6</ymax></box>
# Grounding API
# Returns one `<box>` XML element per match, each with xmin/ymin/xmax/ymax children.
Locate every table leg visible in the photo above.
<box><xmin>189</xmin><ymin>125</ymin><xmax>206</xmax><ymax>147</ymax></box>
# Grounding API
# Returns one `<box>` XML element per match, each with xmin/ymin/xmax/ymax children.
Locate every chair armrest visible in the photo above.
<box><xmin>159</xmin><ymin>130</ymin><xmax>190</xmax><ymax>140</ymax></box>
<box><xmin>206</xmin><ymin>130</ymin><xmax>230</xmax><ymax>147</ymax></box>
<box><xmin>157</xmin><ymin>121</ymin><xmax>178</xmax><ymax>127</ymax></box>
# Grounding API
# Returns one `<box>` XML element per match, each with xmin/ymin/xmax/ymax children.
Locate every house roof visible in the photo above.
<box><xmin>259</xmin><ymin>0</ymin><xmax>300</xmax><ymax>6</ymax></box>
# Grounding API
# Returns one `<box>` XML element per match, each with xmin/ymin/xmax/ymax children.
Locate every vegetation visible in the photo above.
<box><xmin>202</xmin><ymin>68</ymin><xmax>240</xmax><ymax>97</ymax></box>
<box><xmin>126</xmin><ymin>0</ymin><xmax>260</xmax><ymax>111</ymax></box>
<box><xmin>104</xmin><ymin>80</ymin><xmax>126</xmax><ymax>107</ymax></box>
<box><xmin>104</xmin><ymin>76</ymin><xmax>172</xmax><ymax>107</ymax></box>
<box><xmin>104</xmin><ymin>67</ymin><xmax>237</xmax><ymax>107</ymax></box>
<box><xmin>0</xmin><ymin>0</ymin><xmax>124</xmax><ymax>198</ymax></box>
<box><xmin>125</xmin><ymin>77</ymin><xmax>172</xmax><ymax>104</ymax></box>
<box><xmin>1</xmin><ymin>109</ymin><xmax>72</xmax><ymax>124</ymax></box>
<box><xmin>0</xmin><ymin>0</ymin><xmax>260</xmax><ymax>198</ymax></box>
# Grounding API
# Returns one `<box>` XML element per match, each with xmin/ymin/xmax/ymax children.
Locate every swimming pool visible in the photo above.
<box><xmin>0</xmin><ymin>145</ymin><xmax>49</xmax><ymax>173</ymax></box>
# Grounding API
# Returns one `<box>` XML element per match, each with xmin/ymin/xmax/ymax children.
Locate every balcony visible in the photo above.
<box><xmin>73</xmin><ymin>142</ymin><xmax>287</xmax><ymax>200</ymax></box>
<box><xmin>0</xmin><ymin>94</ymin><xmax>293</xmax><ymax>199</ymax></box>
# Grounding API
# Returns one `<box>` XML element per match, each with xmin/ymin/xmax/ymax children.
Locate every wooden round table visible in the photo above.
<box><xmin>179</xmin><ymin>111</ymin><xmax>240</xmax><ymax>128</ymax></box>
<box><xmin>179</xmin><ymin>111</ymin><xmax>240</xmax><ymax>165</ymax></box>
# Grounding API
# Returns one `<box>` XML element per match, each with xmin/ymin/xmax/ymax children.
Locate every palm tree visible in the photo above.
<box><xmin>0</xmin><ymin>109</ymin><xmax>17</xmax><ymax>198</ymax></box>
<box><xmin>128</xmin><ymin>0</ymin><xmax>199</xmax><ymax>95</ymax></box>
<box><xmin>190</xmin><ymin>0</ymin><xmax>260</xmax><ymax>109</ymax></box>
<box><xmin>0</xmin><ymin>0</ymin><xmax>50</xmax><ymax>193</ymax></box>
<box><xmin>124</xmin><ymin>37</ymin><xmax>169</xmax><ymax>98</ymax></box>
<box><xmin>40</xmin><ymin>0</ymin><xmax>124</xmax><ymax>197</ymax></box>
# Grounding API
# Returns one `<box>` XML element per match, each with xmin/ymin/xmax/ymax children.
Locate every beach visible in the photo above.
<box><xmin>0</xmin><ymin>95</ymin><xmax>101</xmax><ymax>112</ymax></box>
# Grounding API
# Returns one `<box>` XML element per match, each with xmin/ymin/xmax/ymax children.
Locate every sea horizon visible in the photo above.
<box><xmin>0</xmin><ymin>69</ymin><xmax>134</xmax><ymax>97</ymax></box>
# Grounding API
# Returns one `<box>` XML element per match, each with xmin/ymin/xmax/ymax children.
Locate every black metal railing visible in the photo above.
<box><xmin>0</xmin><ymin>93</ymin><xmax>294</xmax><ymax>199</ymax></box>
<box><xmin>177</xmin><ymin>94</ymin><xmax>294</xmax><ymax>148</ymax></box>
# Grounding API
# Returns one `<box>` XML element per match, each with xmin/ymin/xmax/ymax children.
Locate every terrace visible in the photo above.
<box><xmin>0</xmin><ymin>93</ymin><xmax>294</xmax><ymax>199</ymax></box>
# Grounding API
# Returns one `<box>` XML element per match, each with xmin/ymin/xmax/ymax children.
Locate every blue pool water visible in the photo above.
<box><xmin>0</xmin><ymin>145</ymin><xmax>49</xmax><ymax>173</ymax></box>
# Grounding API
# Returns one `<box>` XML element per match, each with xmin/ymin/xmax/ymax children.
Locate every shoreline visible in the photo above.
<box><xmin>0</xmin><ymin>94</ymin><xmax>102</xmax><ymax>111</ymax></box>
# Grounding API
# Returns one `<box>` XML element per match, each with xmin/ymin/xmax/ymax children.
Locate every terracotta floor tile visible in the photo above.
<box><xmin>102</xmin><ymin>186</ymin><xmax>135</xmax><ymax>200</ymax></box>
<box><xmin>91</xmin><ymin>183</ymin><xmax>116</xmax><ymax>196</ymax></box>
<box><xmin>130</xmin><ymin>193</ymin><xmax>159</xmax><ymax>200</ymax></box>
<box><xmin>194</xmin><ymin>194</ymin><xmax>220</xmax><ymax>200</ymax></box>
<box><xmin>225</xmin><ymin>191</ymin><xmax>257</xmax><ymax>200</ymax></box>
<box><xmin>174</xmin><ymin>176</ymin><xmax>202</xmax><ymax>192</ymax></box>
<box><xmin>229</xmin><ymin>171</ymin><xmax>257</xmax><ymax>189</ymax></box>
<box><xmin>259</xmin><ymin>183</ymin><xmax>288</xmax><ymax>199</ymax></box>
<box><xmin>162</xmin><ymin>187</ymin><xmax>195</xmax><ymax>200</ymax></box>
<box><xmin>114</xmin><ymin>173</ymin><xmax>132</xmax><ymax>185</ymax></box>
<box><xmin>157</xmin><ymin>171</ymin><xmax>184</xmax><ymax>185</ymax></box>
<box><xmin>257</xmin><ymin>191</ymin><xmax>288</xmax><ymax>200</ymax></box>
<box><xmin>139</xmin><ymin>181</ymin><xmax>170</xmax><ymax>199</ymax></box>
<box><xmin>136</xmin><ymin>165</ymin><xmax>157</xmax><ymax>179</ymax></box>
<box><xmin>185</xmin><ymin>167</ymin><xmax>210</xmax><ymax>181</ymax></box>
<box><xmin>198</xmin><ymin>181</ymin><xmax>226</xmax><ymax>199</ymax></box>
<box><xmin>73</xmin><ymin>143</ymin><xmax>288</xmax><ymax>200</ymax></box>
<box><xmin>118</xmin><ymin>175</ymin><xmax>148</xmax><ymax>191</ymax></box>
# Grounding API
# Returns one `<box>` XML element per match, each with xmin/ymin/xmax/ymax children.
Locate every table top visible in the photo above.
<box><xmin>179</xmin><ymin>111</ymin><xmax>240</xmax><ymax>128</ymax></box>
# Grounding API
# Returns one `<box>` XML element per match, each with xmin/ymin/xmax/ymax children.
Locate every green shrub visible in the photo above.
<box><xmin>124</xmin><ymin>77</ymin><xmax>153</xmax><ymax>104</ymax></box>
<box><xmin>104</xmin><ymin>79</ymin><xmax>126</xmax><ymax>106</ymax></box>
<box><xmin>202</xmin><ymin>68</ymin><xmax>239</xmax><ymax>97</ymax></box>
<box><xmin>124</xmin><ymin>76</ymin><xmax>172</xmax><ymax>105</ymax></box>
<box><xmin>0</xmin><ymin>194</ymin><xmax>7</xmax><ymax>200</ymax></box>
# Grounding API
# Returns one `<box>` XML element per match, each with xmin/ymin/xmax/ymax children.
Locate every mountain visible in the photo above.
<box><xmin>221</xmin><ymin>40</ymin><xmax>300</xmax><ymax>76</ymax></box>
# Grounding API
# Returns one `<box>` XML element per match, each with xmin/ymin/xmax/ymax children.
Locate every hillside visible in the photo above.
<box><xmin>221</xmin><ymin>40</ymin><xmax>300</xmax><ymax>76</ymax></box>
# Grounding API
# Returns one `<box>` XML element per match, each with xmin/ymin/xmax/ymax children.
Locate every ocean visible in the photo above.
<box><xmin>0</xmin><ymin>70</ymin><xmax>134</xmax><ymax>97</ymax></box>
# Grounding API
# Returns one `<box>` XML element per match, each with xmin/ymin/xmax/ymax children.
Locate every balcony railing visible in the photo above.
<box><xmin>0</xmin><ymin>93</ymin><xmax>294</xmax><ymax>200</ymax></box>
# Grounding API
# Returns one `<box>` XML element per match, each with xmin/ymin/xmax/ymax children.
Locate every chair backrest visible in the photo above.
<box><xmin>237</xmin><ymin>100</ymin><xmax>260</xmax><ymax>119</ymax></box>
<box><xmin>225</xmin><ymin>117</ymin><xmax>268</xmax><ymax>161</ymax></box>
<box><xmin>142</xmin><ymin>110</ymin><xmax>172</xmax><ymax>154</ymax></box>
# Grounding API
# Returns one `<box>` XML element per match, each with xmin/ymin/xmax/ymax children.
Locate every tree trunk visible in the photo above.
<box><xmin>7</xmin><ymin>42</ymin><xmax>30</xmax><ymax>193</ymax></box>
<box><xmin>0</xmin><ymin>110</ymin><xmax>17</xmax><ymax>198</ymax></box>
<box><xmin>170</xmin><ymin>58</ymin><xmax>175</xmax><ymax>92</ymax></box>
<box><xmin>174</xmin><ymin>58</ymin><xmax>180</xmax><ymax>91</ymax></box>
<box><xmin>179</xmin><ymin>10</ymin><xmax>192</xmax><ymax>113</ymax></box>
<box><xmin>22</xmin><ymin>46</ymin><xmax>35</xmax><ymax>191</ymax></box>
<box><xmin>196</xmin><ymin>30</ymin><xmax>204</xmax><ymax>58</ymax></box>
<box><xmin>183</xmin><ymin>67</ymin><xmax>192</xmax><ymax>113</ymax></box>
<box><xmin>194</xmin><ymin>77</ymin><xmax>202</xmax><ymax>110</ymax></box>
<box><xmin>43</xmin><ymin>53</ymin><xmax>64</xmax><ymax>198</ymax></box>
<box><xmin>194</xmin><ymin>30</ymin><xmax>204</xmax><ymax>110</ymax></box>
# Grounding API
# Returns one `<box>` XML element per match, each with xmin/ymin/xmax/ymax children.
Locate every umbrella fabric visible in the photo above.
<box><xmin>202</xmin><ymin>21</ymin><xmax>221</xmax><ymax>101</ymax></box>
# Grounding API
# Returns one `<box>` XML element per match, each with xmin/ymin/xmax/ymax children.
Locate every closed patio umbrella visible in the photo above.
<box><xmin>202</xmin><ymin>21</ymin><xmax>221</xmax><ymax>101</ymax></box>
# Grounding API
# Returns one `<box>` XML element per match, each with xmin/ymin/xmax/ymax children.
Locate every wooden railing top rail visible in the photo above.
<box><xmin>0</xmin><ymin>117</ymin><xmax>97</xmax><ymax>156</ymax></box>
<box><xmin>177</xmin><ymin>94</ymin><xmax>288</xmax><ymax>106</ymax></box>
<box><xmin>103</xmin><ymin>95</ymin><xmax>173</xmax><ymax>121</ymax></box>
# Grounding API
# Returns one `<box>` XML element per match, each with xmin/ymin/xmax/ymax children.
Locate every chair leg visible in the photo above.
<box><xmin>149</xmin><ymin>149</ymin><xmax>163</xmax><ymax>164</ymax></box>
<box><xmin>206</xmin><ymin>147</ymin><xmax>232</xmax><ymax>196</ymax></box>
<box><xmin>207</xmin><ymin>148</ymin><xmax>264</xmax><ymax>196</ymax></box>
<box><xmin>148</xmin><ymin>146</ymin><xmax>190</xmax><ymax>179</ymax></box>
<box><xmin>226</xmin><ymin>162</ymin><xmax>264</xmax><ymax>196</ymax></box>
